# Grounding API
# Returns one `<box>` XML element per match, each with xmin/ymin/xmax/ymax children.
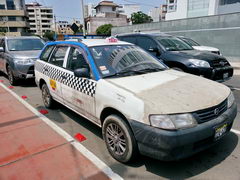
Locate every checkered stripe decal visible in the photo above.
<box><xmin>35</xmin><ymin>61</ymin><xmax>45</xmax><ymax>73</ymax></box>
<box><xmin>35</xmin><ymin>61</ymin><xmax>97</xmax><ymax>97</ymax></box>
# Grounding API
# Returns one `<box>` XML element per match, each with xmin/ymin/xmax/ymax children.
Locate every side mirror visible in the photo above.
<box><xmin>0</xmin><ymin>47</ymin><xmax>4</xmax><ymax>52</ymax></box>
<box><xmin>74</xmin><ymin>68</ymin><xmax>90</xmax><ymax>78</ymax></box>
<box><xmin>148</xmin><ymin>47</ymin><xmax>158</xmax><ymax>52</ymax></box>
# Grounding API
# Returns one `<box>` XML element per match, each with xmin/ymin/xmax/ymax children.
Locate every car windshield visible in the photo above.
<box><xmin>156</xmin><ymin>36</ymin><xmax>193</xmax><ymax>51</ymax></box>
<box><xmin>181</xmin><ymin>38</ymin><xmax>200</xmax><ymax>46</ymax></box>
<box><xmin>7</xmin><ymin>38</ymin><xmax>45</xmax><ymax>51</ymax></box>
<box><xmin>90</xmin><ymin>45</ymin><xmax>167</xmax><ymax>78</ymax></box>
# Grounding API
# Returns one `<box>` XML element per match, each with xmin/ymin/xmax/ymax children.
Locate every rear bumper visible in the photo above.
<box><xmin>129</xmin><ymin>103</ymin><xmax>237</xmax><ymax>161</ymax></box>
<box><xmin>187</xmin><ymin>66</ymin><xmax>234</xmax><ymax>81</ymax></box>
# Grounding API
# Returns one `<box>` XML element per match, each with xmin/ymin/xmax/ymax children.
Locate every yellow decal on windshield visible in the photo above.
<box><xmin>50</xmin><ymin>79</ymin><xmax>57</xmax><ymax>90</ymax></box>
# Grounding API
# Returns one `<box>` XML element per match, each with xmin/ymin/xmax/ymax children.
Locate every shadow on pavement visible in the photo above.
<box><xmin>124</xmin><ymin>132</ymin><xmax>238</xmax><ymax>179</ymax></box>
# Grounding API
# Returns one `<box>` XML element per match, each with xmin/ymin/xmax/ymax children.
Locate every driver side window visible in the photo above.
<box><xmin>137</xmin><ymin>37</ymin><xmax>157</xmax><ymax>51</ymax></box>
<box><xmin>66</xmin><ymin>47</ymin><xmax>89</xmax><ymax>71</ymax></box>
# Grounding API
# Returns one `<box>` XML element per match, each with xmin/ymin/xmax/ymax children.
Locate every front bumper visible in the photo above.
<box><xmin>129</xmin><ymin>103</ymin><xmax>237</xmax><ymax>161</ymax></box>
<box><xmin>187</xmin><ymin>66</ymin><xmax>233</xmax><ymax>81</ymax></box>
<box><xmin>12</xmin><ymin>63</ymin><xmax>35</xmax><ymax>79</ymax></box>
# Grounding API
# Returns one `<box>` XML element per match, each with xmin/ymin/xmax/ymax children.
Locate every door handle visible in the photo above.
<box><xmin>61</xmin><ymin>75</ymin><xmax>67</xmax><ymax>79</ymax></box>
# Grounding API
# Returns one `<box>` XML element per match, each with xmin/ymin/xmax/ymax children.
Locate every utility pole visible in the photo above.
<box><xmin>81</xmin><ymin>0</ymin><xmax>86</xmax><ymax>38</ymax></box>
<box><xmin>54</xmin><ymin>15</ymin><xmax>57</xmax><ymax>39</ymax></box>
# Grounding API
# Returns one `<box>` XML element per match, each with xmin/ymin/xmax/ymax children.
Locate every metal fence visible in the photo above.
<box><xmin>112</xmin><ymin>12</ymin><xmax>240</xmax><ymax>62</ymax></box>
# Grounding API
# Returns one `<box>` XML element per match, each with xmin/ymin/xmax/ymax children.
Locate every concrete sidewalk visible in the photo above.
<box><xmin>0</xmin><ymin>85</ymin><xmax>114</xmax><ymax>180</ymax></box>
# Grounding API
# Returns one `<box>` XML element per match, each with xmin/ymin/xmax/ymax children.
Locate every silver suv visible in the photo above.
<box><xmin>0</xmin><ymin>36</ymin><xmax>45</xmax><ymax>85</ymax></box>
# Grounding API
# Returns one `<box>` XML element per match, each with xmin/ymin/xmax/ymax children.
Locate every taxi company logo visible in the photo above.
<box><xmin>214</xmin><ymin>108</ymin><xmax>220</xmax><ymax>115</ymax></box>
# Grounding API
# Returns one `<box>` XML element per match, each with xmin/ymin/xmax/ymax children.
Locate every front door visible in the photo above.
<box><xmin>61</xmin><ymin>46</ymin><xmax>97</xmax><ymax>121</ymax></box>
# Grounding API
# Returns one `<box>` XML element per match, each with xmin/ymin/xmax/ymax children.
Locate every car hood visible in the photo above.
<box><xmin>192</xmin><ymin>46</ymin><xmax>219</xmax><ymax>52</ymax></box>
<box><xmin>165</xmin><ymin>50</ymin><xmax>223</xmax><ymax>61</ymax></box>
<box><xmin>107</xmin><ymin>70</ymin><xmax>230</xmax><ymax>116</ymax></box>
<box><xmin>10</xmin><ymin>50</ymin><xmax>41</xmax><ymax>59</ymax></box>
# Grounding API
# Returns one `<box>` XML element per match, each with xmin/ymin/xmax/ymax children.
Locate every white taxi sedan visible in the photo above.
<box><xmin>35</xmin><ymin>38</ymin><xmax>237</xmax><ymax>163</ymax></box>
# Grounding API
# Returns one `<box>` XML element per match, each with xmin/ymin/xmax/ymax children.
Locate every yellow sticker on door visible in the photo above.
<box><xmin>50</xmin><ymin>79</ymin><xmax>57</xmax><ymax>90</ymax></box>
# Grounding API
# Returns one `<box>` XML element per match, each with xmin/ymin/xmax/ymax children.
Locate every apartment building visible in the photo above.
<box><xmin>0</xmin><ymin>0</ymin><xmax>29</xmax><ymax>35</ymax></box>
<box><xmin>165</xmin><ymin>0</ymin><xmax>240</xmax><ymax>20</ymax></box>
<box><xmin>85</xmin><ymin>1</ymin><xmax>127</xmax><ymax>34</ymax></box>
<box><xmin>148</xmin><ymin>4</ymin><xmax>167</xmax><ymax>22</ymax></box>
<box><xmin>26</xmin><ymin>2</ymin><xmax>54</xmax><ymax>36</ymax></box>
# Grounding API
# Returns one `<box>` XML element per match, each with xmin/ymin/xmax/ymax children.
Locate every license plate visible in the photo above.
<box><xmin>214</xmin><ymin>124</ymin><xmax>228</xmax><ymax>140</ymax></box>
<box><xmin>223</xmin><ymin>73</ymin><xmax>229</xmax><ymax>79</ymax></box>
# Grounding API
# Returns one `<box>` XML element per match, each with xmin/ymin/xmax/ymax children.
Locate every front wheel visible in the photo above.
<box><xmin>102</xmin><ymin>115</ymin><xmax>138</xmax><ymax>163</ymax></box>
<box><xmin>7</xmin><ymin>66</ymin><xmax>18</xmax><ymax>85</ymax></box>
<box><xmin>41</xmin><ymin>83</ymin><xmax>55</xmax><ymax>108</ymax></box>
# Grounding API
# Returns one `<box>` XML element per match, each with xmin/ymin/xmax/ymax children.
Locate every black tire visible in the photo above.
<box><xmin>172</xmin><ymin>67</ymin><xmax>184</xmax><ymax>72</ymax></box>
<box><xmin>7</xmin><ymin>66</ymin><xmax>18</xmax><ymax>85</ymax></box>
<box><xmin>41</xmin><ymin>83</ymin><xmax>55</xmax><ymax>108</ymax></box>
<box><xmin>102</xmin><ymin>115</ymin><xmax>138</xmax><ymax>163</ymax></box>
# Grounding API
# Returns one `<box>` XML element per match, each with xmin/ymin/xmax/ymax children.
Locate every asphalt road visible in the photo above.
<box><xmin>0</xmin><ymin>73</ymin><xmax>240</xmax><ymax>180</ymax></box>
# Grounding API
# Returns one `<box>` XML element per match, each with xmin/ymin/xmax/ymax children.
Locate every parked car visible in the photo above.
<box><xmin>0</xmin><ymin>36</ymin><xmax>45</xmax><ymax>85</ymax></box>
<box><xmin>117</xmin><ymin>33</ymin><xmax>233</xmax><ymax>82</ymax></box>
<box><xmin>35</xmin><ymin>38</ymin><xmax>237</xmax><ymax>163</ymax></box>
<box><xmin>178</xmin><ymin>36</ymin><xmax>221</xmax><ymax>55</ymax></box>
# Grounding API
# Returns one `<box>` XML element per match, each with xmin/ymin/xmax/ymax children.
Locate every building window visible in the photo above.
<box><xmin>188</xmin><ymin>0</ymin><xmax>209</xmax><ymax>10</ymax></box>
<box><xmin>219</xmin><ymin>0</ymin><xmax>240</xmax><ymax>5</ymax></box>
<box><xmin>6</xmin><ymin>0</ymin><xmax>15</xmax><ymax>10</ymax></box>
<box><xmin>168</xmin><ymin>0</ymin><xmax>177</xmax><ymax>12</ymax></box>
<box><xmin>9</xmin><ymin>27</ymin><xmax>17</xmax><ymax>32</ymax></box>
<box><xmin>8</xmin><ymin>16</ymin><xmax>16</xmax><ymax>21</ymax></box>
<box><xmin>0</xmin><ymin>4</ymin><xmax>5</xmax><ymax>9</ymax></box>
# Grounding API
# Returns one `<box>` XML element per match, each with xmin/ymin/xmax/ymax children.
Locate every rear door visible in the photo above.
<box><xmin>61</xmin><ymin>46</ymin><xmax>97</xmax><ymax>121</ymax></box>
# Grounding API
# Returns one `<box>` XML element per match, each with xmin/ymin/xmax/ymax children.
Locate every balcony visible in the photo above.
<box><xmin>0</xmin><ymin>21</ymin><xmax>29</xmax><ymax>28</ymax></box>
<box><xmin>0</xmin><ymin>10</ymin><xmax>27</xmax><ymax>16</ymax></box>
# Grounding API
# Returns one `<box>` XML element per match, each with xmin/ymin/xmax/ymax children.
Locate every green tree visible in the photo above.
<box><xmin>96</xmin><ymin>24</ymin><xmax>113</xmax><ymax>36</ymax></box>
<box><xmin>43</xmin><ymin>31</ymin><xmax>55</xmax><ymax>41</ymax></box>
<box><xmin>131</xmin><ymin>11</ymin><xmax>153</xmax><ymax>24</ymax></box>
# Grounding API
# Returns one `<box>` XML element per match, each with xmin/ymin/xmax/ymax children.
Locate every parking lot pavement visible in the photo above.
<box><xmin>0</xmin><ymin>83</ymin><xmax>121</xmax><ymax>180</ymax></box>
<box><xmin>0</xmin><ymin>74</ymin><xmax>239</xmax><ymax>180</ymax></box>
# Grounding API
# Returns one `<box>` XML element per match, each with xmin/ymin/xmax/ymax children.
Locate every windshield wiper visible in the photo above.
<box><xmin>103</xmin><ymin>68</ymin><xmax>165</xmax><ymax>78</ymax></box>
<box><xmin>103</xmin><ymin>69</ymin><xmax>146</xmax><ymax>78</ymax></box>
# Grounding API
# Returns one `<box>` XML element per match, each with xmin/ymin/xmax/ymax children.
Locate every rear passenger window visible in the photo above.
<box><xmin>40</xmin><ymin>45</ymin><xmax>54</xmax><ymax>62</ymax></box>
<box><xmin>49</xmin><ymin>46</ymin><xmax>68</xmax><ymax>67</ymax></box>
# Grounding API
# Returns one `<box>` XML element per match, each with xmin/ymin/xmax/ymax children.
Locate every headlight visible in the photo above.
<box><xmin>227</xmin><ymin>91</ymin><xmax>235</xmax><ymax>108</ymax></box>
<box><xmin>189</xmin><ymin>59</ymin><xmax>210</xmax><ymax>68</ymax></box>
<box><xmin>149</xmin><ymin>113</ymin><xmax>197</xmax><ymax>130</ymax></box>
<box><xmin>15</xmin><ymin>58</ymin><xmax>35</xmax><ymax>65</ymax></box>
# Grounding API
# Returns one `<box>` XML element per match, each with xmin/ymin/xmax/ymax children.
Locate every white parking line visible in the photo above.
<box><xmin>231</xmin><ymin>129</ymin><xmax>240</xmax><ymax>135</ymax></box>
<box><xmin>0</xmin><ymin>83</ymin><xmax>123</xmax><ymax>180</ymax></box>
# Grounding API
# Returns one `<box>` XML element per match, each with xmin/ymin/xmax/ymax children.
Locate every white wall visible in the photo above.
<box><xmin>165</xmin><ymin>0</ymin><xmax>188</xmax><ymax>20</ymax></box>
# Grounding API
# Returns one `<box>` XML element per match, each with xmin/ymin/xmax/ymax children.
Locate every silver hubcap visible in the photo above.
<box><xmin>106</xmin><ymin>123</ymin><xmax>126</xmax><ymax>156</ymax></box>
<box><xmin>42</xmin><ymin>86</ymin><xmax>50</xmax><ymax>106</ymax></box>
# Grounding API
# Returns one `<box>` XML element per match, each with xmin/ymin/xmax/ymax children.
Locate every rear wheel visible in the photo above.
<box><xmin>42</xmin><ymin>83</ymin><xmax>55</xmax><ymax>108</ymax></box>
<box><xmin>7</xmin><ymin>66</ymin><xmax>18</xmax><ymax>85</ymax></box>
<box><xmin>102</xmin><ymin>115</ymin><xmax>138</xmax><ymax>163</ymax></box>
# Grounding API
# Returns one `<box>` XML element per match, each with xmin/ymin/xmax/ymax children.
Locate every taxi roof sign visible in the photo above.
<box><xmin>106</xmin><ymin>37</ymin><xmax>118</xmax><ymax>43</ymax></box>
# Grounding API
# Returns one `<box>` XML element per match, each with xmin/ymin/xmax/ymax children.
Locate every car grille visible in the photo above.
<box><xmin>211</xmin><ymin>59</ymin><xmax>230</xmax><ymax>68</ymax></box>
<box><xmin>27</xmin><ymin>66</ymin><xmax>34</xmax><ymax>74</ymax></box>
<box><xmin>193</xmin><ymin>99</ymin><xmax>227</xmax><ymax>124</ymax></box>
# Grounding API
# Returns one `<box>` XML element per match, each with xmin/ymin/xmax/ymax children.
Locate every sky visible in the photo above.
<box><xmin>25</xmin><ymin>0</ymin><xmax>166</xmax><ymax>22</ymax></box>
